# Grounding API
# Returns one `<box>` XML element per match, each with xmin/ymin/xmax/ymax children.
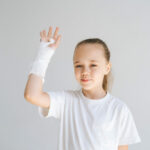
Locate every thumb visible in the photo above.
<box><xmin>55</xmin><ymin>35</ymin><xmax>61</xmax><ymax>48</ymax></box>
<box><xmin>48</xmin><ymin>44</ymin><xmax>56</xmax><ymax>49</ymax></box>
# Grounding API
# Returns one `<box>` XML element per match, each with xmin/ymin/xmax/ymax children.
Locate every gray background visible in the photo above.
<box><xmin>0</xmin><ymin>0</ymin><xmax>149</xmax><ymax>149</ymax></box>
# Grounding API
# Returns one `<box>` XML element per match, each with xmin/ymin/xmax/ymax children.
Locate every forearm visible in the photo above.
<box><xmin>24</xmin><ymin>39</ymin><xmax>55</xmax><ymax>100</ymax></box>
<box><xmin>24</xmin><ymin>73</ymin><xmax>43</xmax><ymax>100</ymax></box>
<box><xmin>118</xmin><ymin>145</ymin><xmax>128</xmax><ymax>150</ymax></box>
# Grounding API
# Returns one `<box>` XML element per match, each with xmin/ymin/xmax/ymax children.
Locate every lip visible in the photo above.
<box><xmin>81</xmin><ymin>79</ymin><xmax>91</xmax><ymax>82</ymax></box>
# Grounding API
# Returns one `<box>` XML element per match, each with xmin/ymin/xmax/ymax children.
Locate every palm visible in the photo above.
<box><xmin>40</xmin><ymin>26</ymin><xmax>61</xmax><ymax>49</ymax></box>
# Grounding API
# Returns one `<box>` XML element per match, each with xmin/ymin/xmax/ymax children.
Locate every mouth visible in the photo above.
<box><xmin>81</xmin><ymin>79</ymin><xmax>91</xmax><ymax>82</ymax></box>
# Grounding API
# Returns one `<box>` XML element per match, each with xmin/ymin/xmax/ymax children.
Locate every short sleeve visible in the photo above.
<box><xmin>118</xmin><ymin>104</ymin><xmax>142</xmax><ymax>145</ymax></box>
<box><xmin>38</xmin><ymin>90</ymin><xmax>66</xmax><ymax>119</ymax></box>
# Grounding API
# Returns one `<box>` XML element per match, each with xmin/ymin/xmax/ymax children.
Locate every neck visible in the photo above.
<box><xmin>82</xmin><ymin>88</ymin><xmax>107</xmax><ymax>100</ymax></box>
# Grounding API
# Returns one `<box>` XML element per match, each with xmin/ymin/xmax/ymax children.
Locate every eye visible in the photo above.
<box><xmin>75</xmin><ymin>64</ymin><xmax>97</xmax><ymax>68</ymax></box>
<box><xmin>91</xmin><ymin>64</ymin><xmax>97</xmax><ymax>67</ymax></box>
<box><xmin>75</xmin><ymin>65</ymin><xmax>82</xmax><ymax>68</ymax></box>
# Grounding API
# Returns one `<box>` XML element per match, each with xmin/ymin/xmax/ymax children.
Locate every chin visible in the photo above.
<box><xmin>80</xmin><ymin>84</ymin><xmax>94</xmax><ymax>90</ymax></box>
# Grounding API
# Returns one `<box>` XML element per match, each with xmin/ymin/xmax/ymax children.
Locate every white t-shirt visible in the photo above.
<box><xmin>38</xmin><ymin>88</ymin><xmax>141</xmax><ymax>150</ymax></box>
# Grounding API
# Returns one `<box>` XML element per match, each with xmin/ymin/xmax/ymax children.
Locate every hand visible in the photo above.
<box><xmin>40</xmin><ymin>26</ymin><xmax>62</xmax><ymax>49</ymax></box>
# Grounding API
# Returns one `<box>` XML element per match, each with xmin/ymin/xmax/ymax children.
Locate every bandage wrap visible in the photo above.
<box><xmin>29</xmin><ymin>38</ymin><xmax>55</xmax><ymax>83</ymax></box>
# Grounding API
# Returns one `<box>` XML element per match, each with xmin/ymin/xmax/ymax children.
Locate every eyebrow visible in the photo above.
<box><xmin>74</xmin><ymin>60</ymin><xmax>98</xmax><ymax>64</ymax></box>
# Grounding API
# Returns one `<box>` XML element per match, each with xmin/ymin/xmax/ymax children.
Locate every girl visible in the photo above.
<box><xmin>24</xmin><ymin>26</ymin><xmax>141</xmax><ymax>150</ymax></box>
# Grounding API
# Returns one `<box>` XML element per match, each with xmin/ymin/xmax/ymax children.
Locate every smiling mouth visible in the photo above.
<box><xmin>81</xmin><ymin>79</ymin><xmax>91</xmax><ymax>82</ymax></box>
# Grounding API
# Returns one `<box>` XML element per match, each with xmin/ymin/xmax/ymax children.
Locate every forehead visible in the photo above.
<box><xmin>73</xmin><ymin>43</ymin><xmax>105</xmax><ymax>63</ymax></box>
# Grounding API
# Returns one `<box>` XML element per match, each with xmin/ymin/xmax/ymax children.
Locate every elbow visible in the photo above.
<box><xmin>24</xmin><ymin>92</ymin><xmax>34</xmax><ymax>102</ymax></box>
<box><xmin>24</xmin><ymin>87</ymin><xmax>34</xmax><ymax>102</ymax></box>
<box><xmin>24</xmin><ymin>87</ymin><xmax>30</xmax><ymax>101</ymax></box>
<box><xmin>24</xmin><ymin>91</ymin><xmax>39</xmax><ymax>104</ymax></box>
<box><xmin>24</xmin><ymin>93</ymin><xmax>30</xmax><ymax>102</ymax></box>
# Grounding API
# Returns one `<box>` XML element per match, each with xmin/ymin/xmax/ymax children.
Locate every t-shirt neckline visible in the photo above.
<box><xmin>79</xmin><ymin>88</ymin><xmax>110</xmax><ymax>104</ymax></box>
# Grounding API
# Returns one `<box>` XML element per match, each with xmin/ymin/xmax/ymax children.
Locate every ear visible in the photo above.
<box><xmin>104</xmin><ymin>62</ymin><xmax>111</xmax><ymax>75</ymax></box>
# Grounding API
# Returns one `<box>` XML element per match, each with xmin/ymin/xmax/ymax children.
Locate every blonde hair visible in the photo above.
<box><xmin>74</xmin><ymin>38</ymin><xmax>114</xmax><ymax>92</ymax></box>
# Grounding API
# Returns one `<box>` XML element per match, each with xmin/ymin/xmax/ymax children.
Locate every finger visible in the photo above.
<box><xmin>53</xmin><ymin>27</ymin><xmax>59</xmax><ymax>39</ymax></box>
<box><xmin>55</xmin><ymin>35</ymin><xmax>61</xmax><ymax>47</ymax></box>
<box><xmin>47</xmin><ymin>26</ymin><xmax>52</xmax><ymax>39</ymax></box>
<box><xmin>40</xmin><ymin>31</ymin><xmax>42</xmax><ymax>38</ymax></box>
<box><xmin>40</xmin><ymin>31</ymin><xmax>45</xmax><ymax>41</ymax></box>
<box><xmin>43</xmin><ymin>30</ymin><xmax>47</xmax><ymax>38</ymax></box>
<box><xmin>40</xmin><ymin>32</ymin><xmax>42</xmax><ymax>41</ymax></box>
<box><xmin>40</xmin><ymin>31</ymin><xmax>43</xmax><ymax>38</ymax></box>
<box><xmin>48</xmin><ymin>43</ymin><xmax>55</xmax><ymax>48</ymax></box>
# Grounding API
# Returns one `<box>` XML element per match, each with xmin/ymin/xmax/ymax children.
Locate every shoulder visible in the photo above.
<box><xmin>63</xmin><ymin>89</ymin><xmax>80</xmax><ymax>99</ymax></box>
<box><xmin>108</xmin><ymin>93</ymin><xmax>130</xmax><ymax>113</ymax></box>
<box><xmin>47</xmin><ymin>89</ymin><xmax>79</xmax><ymax>99</ymax></box>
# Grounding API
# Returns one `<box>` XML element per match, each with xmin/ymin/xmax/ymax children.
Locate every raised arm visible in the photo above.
<box><xmin>24</xmin><ymin>26</ymin><xmax>61</xmax><ymax>108</ymax></box>
<box><xmin>118</xmin><ymin>145</ymin><xmax>128</xmax><ymax>150</ymax></box>
<box><xmin>24</xmin><ymin>73</ymin><xmax>50</xmax><ymax>108</ymax></box>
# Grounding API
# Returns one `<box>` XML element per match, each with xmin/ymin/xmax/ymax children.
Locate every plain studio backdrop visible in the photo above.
<box><xmin>0</xmin><ymin>0</ymin><xmax>149</xmax><ymax>149</ymax></box>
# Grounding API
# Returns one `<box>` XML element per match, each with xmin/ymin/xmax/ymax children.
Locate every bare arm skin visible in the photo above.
<box><xmin>24</xmin><ymin>26</ymin><xmax>61</xmax><ymax>108</ymax></box>
<box><xmin>118</xmin><ymin>145</ymin><xmax>128</xmax><ymax>150</ymax></box>
<box><xmin>24</xmin><ymin>73</ymin><xmax>50</xmax><ymax>108</ymax></box>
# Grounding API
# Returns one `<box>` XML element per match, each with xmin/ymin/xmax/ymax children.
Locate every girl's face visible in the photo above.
<box><xmin>73</xmin><ymin>43</ymin><xmax>111</xmax><ymax>91</ymax></box>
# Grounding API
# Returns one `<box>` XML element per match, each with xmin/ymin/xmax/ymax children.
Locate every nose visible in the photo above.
<box><xmin>81</xmin><ymin>66</ymin><xmax>90</xmax><ymax>76</ymax></box>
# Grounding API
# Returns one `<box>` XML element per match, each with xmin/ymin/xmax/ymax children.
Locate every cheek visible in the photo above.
<box><xmin>74</xmin><ymin>68</ymin><xmax>80</xmax><ymax>77</ymax></box>
<box><xmin>91</xmin><ymin>68</ymin><xmax>101</xmax><ymax>74</ymax></box>
<box><xmin>91</xmin><ymin>68</ymin><xmax>104</xmax><ymax>77</ymax></box>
